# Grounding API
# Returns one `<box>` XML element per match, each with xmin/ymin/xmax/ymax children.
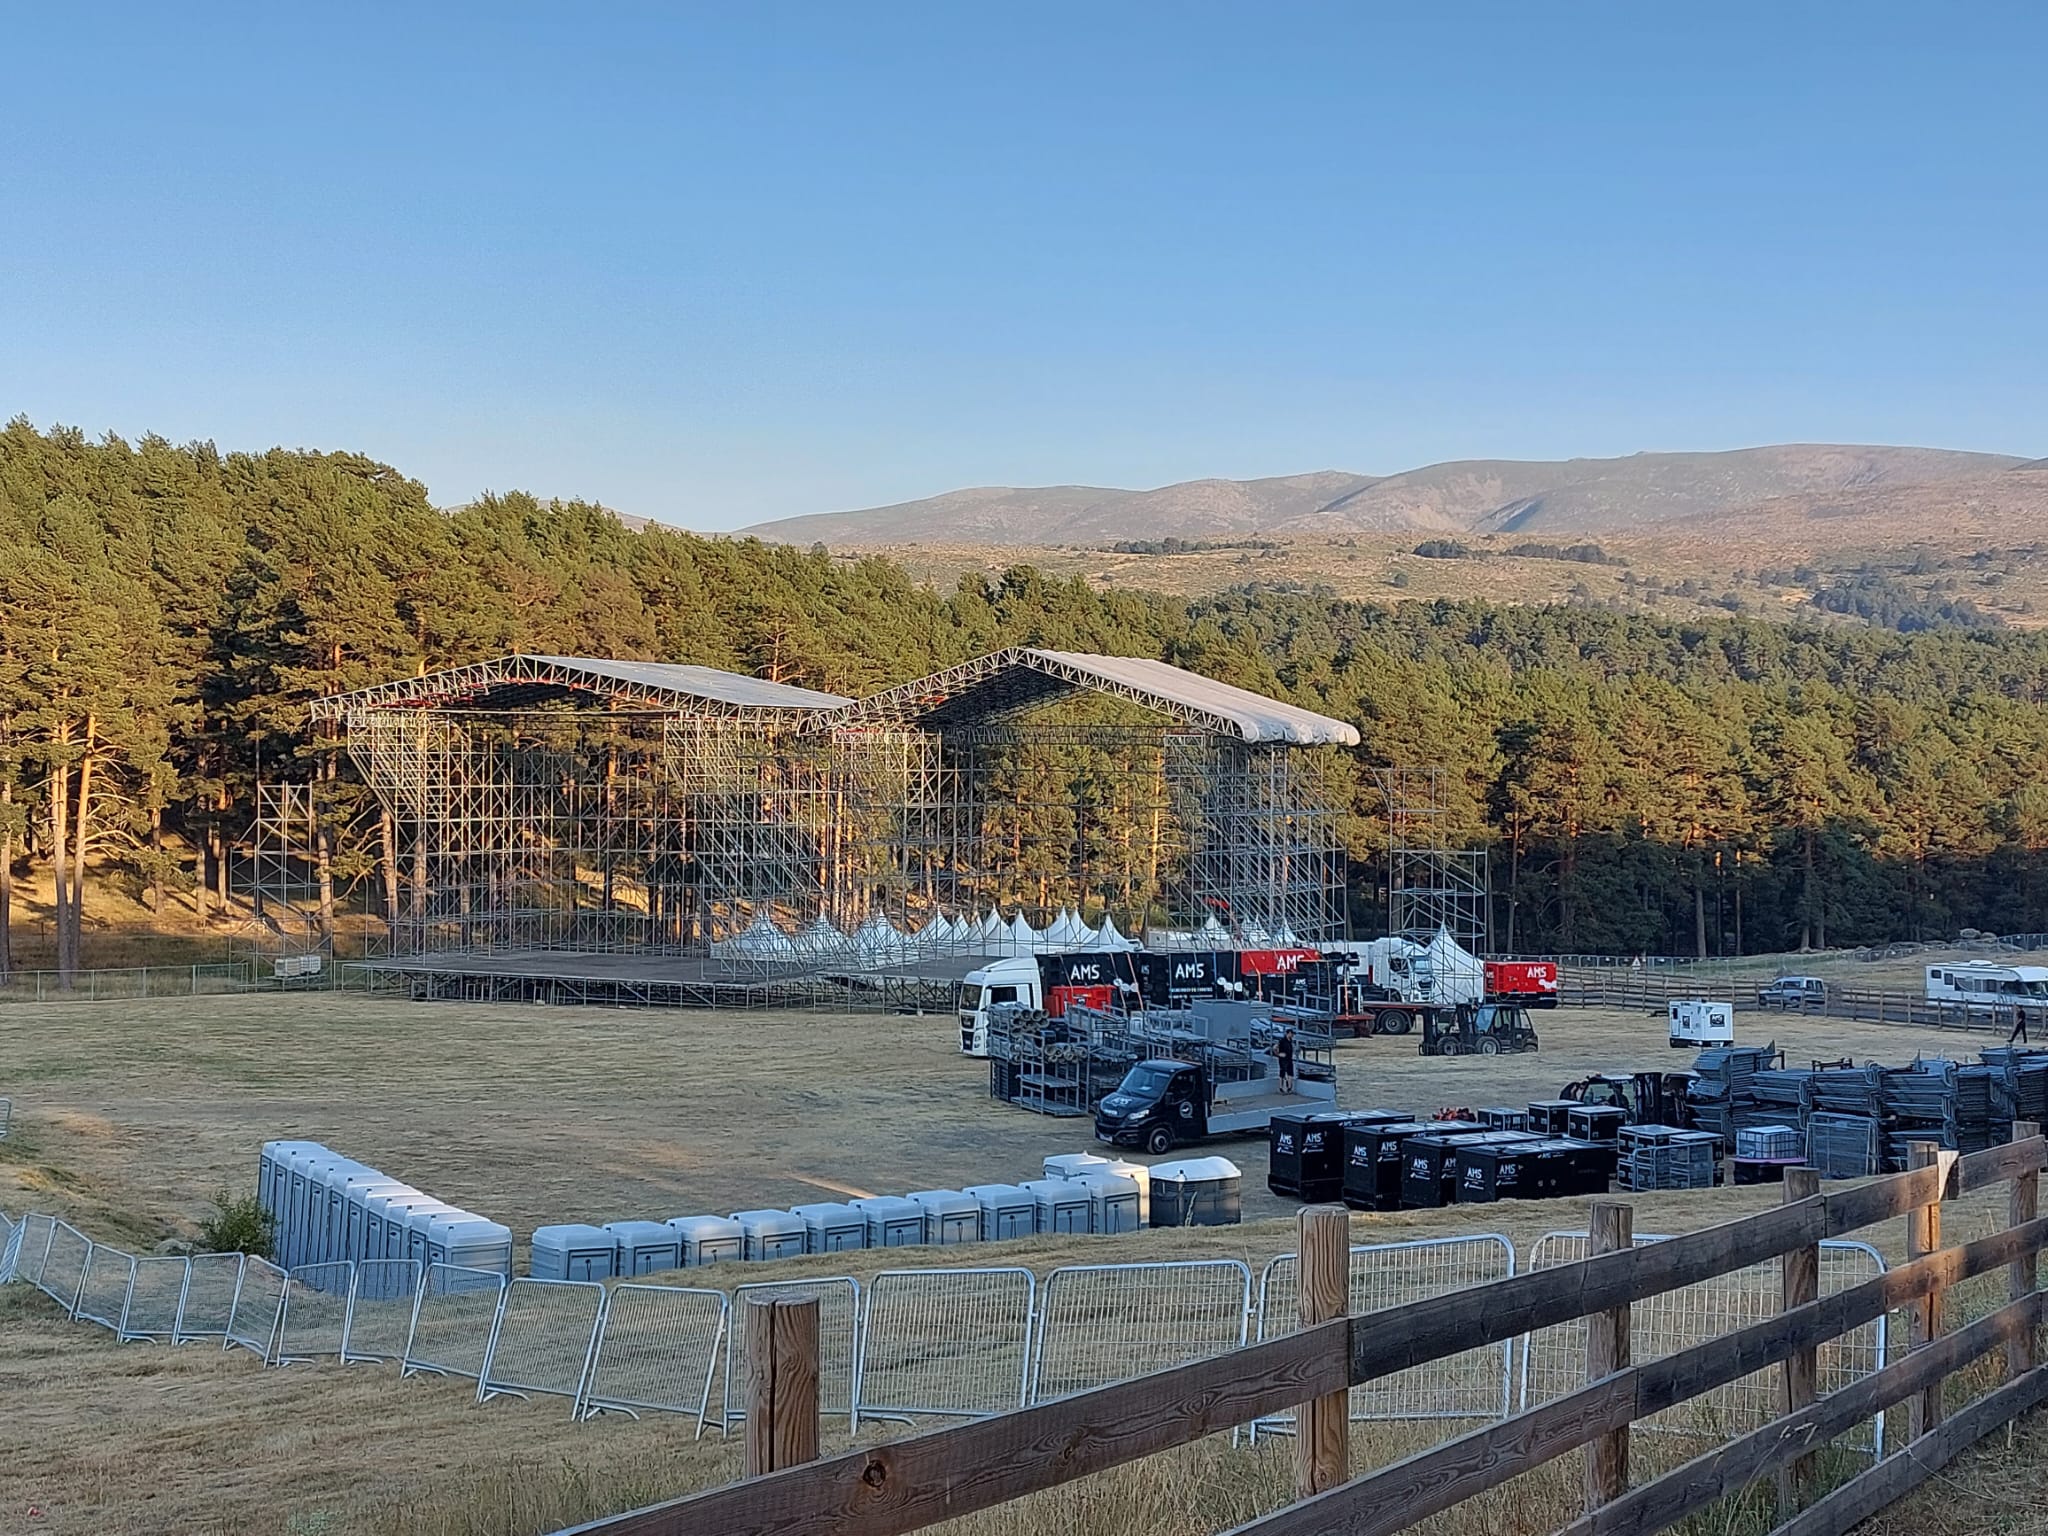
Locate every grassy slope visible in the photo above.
<box><xmin>3</xmin><ymin>993</ymin><xmax>2042</xmax><ymax>1534</ymax></box>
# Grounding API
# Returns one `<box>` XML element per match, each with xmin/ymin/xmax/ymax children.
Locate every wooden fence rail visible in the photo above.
<box><xmin>560</xmin><ymin>1130</ymin><xmax>2048</xmax><ymax>1536</ymax></box>
<box><xmin>1555</xmin><ymin>968</ymin><xmax>2023</xmax><ymax>1032</ymax></box>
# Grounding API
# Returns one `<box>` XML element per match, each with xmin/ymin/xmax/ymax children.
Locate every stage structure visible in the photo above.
<box><xmin>311</xmin><ymin>649</ymin><xmax>1357</xmax><ymax>1005</ymax></box>
<box><xmin>1380</xmin><ymin>765</ymin><xmax>1489</xmax><ymax>955</ymax></box>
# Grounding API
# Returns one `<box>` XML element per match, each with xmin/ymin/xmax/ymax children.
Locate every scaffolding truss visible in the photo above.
<box><xmin>1381</xmin><ymin>767</ymin><xmax>1488</xmax><ymax>953</ymax></box>
<box><xmin>329</xmin><ymin>652</ymin><xmax>1351</xmax><ymax>991</ymax></box>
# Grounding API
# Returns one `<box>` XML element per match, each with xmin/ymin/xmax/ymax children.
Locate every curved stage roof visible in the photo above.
<box><xmin>313</xmin><ymin>646</ymin><xmax>1359</xmax><ymax>746</ymax></box>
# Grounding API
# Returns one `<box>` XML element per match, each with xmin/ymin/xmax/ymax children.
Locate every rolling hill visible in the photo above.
<box><xmin>744</xmin><ymin>444</ymin><xmax>2030</xmax><ymax>546</ymax></box>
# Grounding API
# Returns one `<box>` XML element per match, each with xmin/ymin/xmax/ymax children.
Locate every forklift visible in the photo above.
<box><xmin>1558</xmin><ymin>1069</ymin><xmax>1695</xmax><ymax>1127</ymax></box>
<box><xmin>1418</xmin><ymin>1002</ymin><xmax>1540</xmax><ymax>1057</ymax></box>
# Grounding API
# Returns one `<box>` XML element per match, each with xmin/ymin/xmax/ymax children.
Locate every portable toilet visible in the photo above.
<box><xmin>731</xmin><ymin>1210</ymin><xmax>808</xmax><ymax>1261</ymax></box>
<box><xmin>904</xmin><ymin>1190</ymin><xmax>981</xmax><ymax>1245</ymax></box>
<box><xmin>259</xmin><ymin>1140</ymin><xmax>320</xmax><ymax>1239</ymax></box>
<box><xmin>403</xmin><ymin>1201</ymin><xmax>462</xmax><ymax>1266</ymax></box>
<box><xmin>342</xmin><ymin>1175</ymin><xmax>410</xmax><ymax>1263</ymax></box>
<box><xmin>363</xmin><ymin>1186</ymin><xmax>423</xmax><ymax>1262</ymax></box>
<box><xmin>853</xmin><ymin>1196</ymin><xmax>928</xmax><ymax>1248</ymax></box>
<box><xmin>1146</xmin><ymin>1156</ymin><xmax>1244</xmax><ymax>1227</ymax></box>
<box><xmin>1077</xmin><ymin>1172</ymin><xmax>1142</xmax><ymax>1233</ymax></box>
<box><xmin>1100</xmin><ymin>1158</ymin><xmax>1152</xmax><ymax>1223</ymax></box>
<box><xmin>1020</xmin><ymin>1178</ymin><xmax>1091</xmax><ymax>1235</ymax></box>
<box><xmin>298</xmin><ymin>1150</ymin><xmax>354</xmax><ymax>1264</ymax></box>
<box><xmin>429</xmin><ymin>1213</ymin><xmax>514</xmax><ymax>1277</ymax></box>
<box><xmin>280</xmin><ymin>1145</ymin><xmax>326</xmax><ymax>1266</ymax></box>
<box><xmin>604</xmin><ymin>1219</ymin><xmax>684</xmax><ymax>1277</ymax></box>
<box><xmin>962</xmin><ymin>1183</ymin><xmax>1038</xmax><ymax>1241</ymax></box>
<box><xmin>530</xmin><ymin>1223</ymin><xmax>618</xmax><ymax>1281</ymax></box>
<box><xmin>668</xmin><ymin>1215</ymin><xmax>746</xmax><ymax>1266</ymax></box>
<box><xmin>790</xmin><ymin>1202</ymin><xmax>869</xmax><ymax>1254</ymax></box>
<box><xmin>316</xmin><ymin>1159</ymin><xmax>372</xmax><ymax>1264</ymax></box>
<box><xmin>1042</xmin><ymin>1152</ymin><xmax>1111</xmax><ymax>1181</ymax></box>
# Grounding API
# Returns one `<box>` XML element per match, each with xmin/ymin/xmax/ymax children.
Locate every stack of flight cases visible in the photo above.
<box><xmin>1269</xmin><ymin>1109</ymin><xmax>1409</xmax><ymax>1202</ymax></box>
<box><xmin>1333</xmin><ymin>1118</ymin><xmax>1621</xmax><ymax>1211</ymax></box>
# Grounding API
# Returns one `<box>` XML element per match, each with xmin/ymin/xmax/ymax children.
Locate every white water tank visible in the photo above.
<box><xmin>1146</xmin><ymin>1156</ymin><xmax>1243</xmax><ymax>1227</ymax></box>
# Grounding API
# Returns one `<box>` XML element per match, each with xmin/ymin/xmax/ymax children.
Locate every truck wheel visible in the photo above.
<box><xmin>1379</xmin><ymin>1010</ymin><xmax>1412</xmax><ymax>1036</ymax></box>
<box><xmin>1477</xmin><ymin>1036</ymin><xmax>1501</xmax><ymax>1056</ymax></box>
<box><xmin>1145</xmin><ymin>1125</ymin><xmax>1175</xmax><ymax>1156</ymax></box>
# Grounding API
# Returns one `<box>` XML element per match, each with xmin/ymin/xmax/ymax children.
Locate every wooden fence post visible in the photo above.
<box><xmin>1584</xmin><ymin>1199</ymin><xmax>1634</xmax><ymax>1508</ymax></box>
<box><xmin>744</xmin><ymin>1295</ymin><xmax>820</xmax><ymax>1479</ymax></box>
<box><xmin>1295</xmin><ymin>1204</ymin><xmax>1351</xmax><ymax>1499</ymax></box>
<box><xmin>2011</xmin><ymin>1121</ymin><xmax>2042</xmax><ymax>1384</ymax></box>
<box><xmin>1777</xmin><ymin>1166</ymin><xmax>1822</xmax><ymax>1519</ymax></box>
<box><xmin>1907</xmin><ymin>1140</ymin><xmax>1949</xmax><ymax>1439</ymax></box>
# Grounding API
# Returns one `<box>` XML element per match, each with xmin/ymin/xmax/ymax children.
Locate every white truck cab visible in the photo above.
<box><xmin>959</xmin><ymin>956</ymin><xmax>1041</xmax><ymax>1055</ymax></box>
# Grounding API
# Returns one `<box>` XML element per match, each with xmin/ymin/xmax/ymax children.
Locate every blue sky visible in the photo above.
<box><xmin>4</xmin><ymin>3</ymin><xmax>2042</xmax><ymax>530</ymax></box>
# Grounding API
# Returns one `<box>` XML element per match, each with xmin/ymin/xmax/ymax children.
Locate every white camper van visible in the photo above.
<box><xmin>1924</xmin><ymin>963</ymin><xmax>2048</xmax><ymax>1015</ymax></box>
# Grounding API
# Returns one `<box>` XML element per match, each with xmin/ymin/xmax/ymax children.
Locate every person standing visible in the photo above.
<box><xmin>1276</xmin><ymin>1026</ymin><xmax>1296</xmax><ymax>1093</ymax></box>
<box><xmin>2011</xmin><ymin>1007</ymin><xmax>2031</xmax><ymax>1047</ymax></box>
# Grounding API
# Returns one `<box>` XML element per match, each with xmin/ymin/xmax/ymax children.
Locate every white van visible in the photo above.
<box><xmin>1668</xmin><ymin>999</ymin><xmax>1734</xmax><ymax>1048</ymax></box>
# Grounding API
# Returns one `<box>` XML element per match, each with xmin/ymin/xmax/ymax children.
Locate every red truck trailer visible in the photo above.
<box><xmin>1484</xmin><ymin>959</ymin><xmax>1559</xmax><ymax>1008</ymax></box>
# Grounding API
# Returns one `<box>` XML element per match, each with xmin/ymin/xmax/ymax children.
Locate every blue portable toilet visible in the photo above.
<box><xmin>789</xmin><ymin>1203</ymin><xmax>868</xmax><ymax>1254</ymax></box>
<box><xmin>905</xmin><ymin>1190</ymin><xmax>982</xmax><ymax>1245</ymax></box>
<box><xmin>530</xmin><ymin>1223</ymin><xmax>618</xmax><ymax>1281</ymax></box>
<box><xmin>853</xmin><ymin>1196</ymin><xmax>927</xmax><ymax>1248</ymax></box>
<box><xmin>961</xmin><ymin>1184</ymin><xmax>1038</xmax><ymax>1241</ymax></box>
<box><xmin>604</xmin><ymin>1219</ymin><xmax>683</xmax><ymax>1276</ymax></box>
<box><xmin>667</xmin><ymin>1215</ymin><xmax>745</xmax><ymax>1266</ymax></box>
<box><xmin>731</xmin><ymin>1209</ymin><xmax>808</xmax><ymax>1261</ymax></box>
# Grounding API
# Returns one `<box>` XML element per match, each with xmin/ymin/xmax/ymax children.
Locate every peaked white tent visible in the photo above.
<box><xmin>713</xmin><ymin>912</ymin><xmax>800</xmax><ymax>962</ymax></box>
<box><xmin>1425</xmin><ymin>925</ymin><xmax>1486</xmax><ymax>1007</ymax></box>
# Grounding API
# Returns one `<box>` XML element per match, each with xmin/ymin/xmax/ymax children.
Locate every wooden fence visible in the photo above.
<box><xmin>558</xmin><ymin>1127</ymin><xmax>2048</xmax><ymax>1536</ymax></box>
<box><xmin>1557</xmin><ymin>968</ymin><xmax>2020</xmax><ymax>1032</ymax></box>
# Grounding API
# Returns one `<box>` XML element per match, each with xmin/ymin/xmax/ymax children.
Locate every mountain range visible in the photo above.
<box><xmin>742</xmin><ymin>444</ymin><xmax>2040</xmax><ymax>547</ymax></box>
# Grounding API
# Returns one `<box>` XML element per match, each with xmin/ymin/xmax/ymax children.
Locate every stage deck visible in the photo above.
<box><xmin>347</xmin><ymin>947</ymin><xmax>978</xmax><ymax>1009</ymax></box>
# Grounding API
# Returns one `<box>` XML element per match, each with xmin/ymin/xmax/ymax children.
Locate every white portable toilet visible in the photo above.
<box><xmin>604</xmin><ymin>1219</ymin><xmax>684</xmax><ymax>1277</ymax></box>
<box><xmin>1100</xmin><ymin>1159</ymin><xmax>1152</xmax><ymax>1224</ymax></box>
<box><xmin>1146</xmin><ymin>1156</ymin><xmax>1244</xmax><ymax>1228</ymax></box>
<box><xmin>530</xmin><ymin>1223</ymin><xmax>618</xmax><ymax>1281</ymax></box>
<box><xmin>904</xmin><ymin>1190</ymin><xmax>981</xmax><ymax>1245</ymax></box>
<box><xmin>962</xmin><ymin>1183</ymin><xmax>1038</xmax><ymax>1241</ymax></box>
<box><xmin>668</xmin><ymin>1215</ymin><xmax>746</xmax><ymax>1266</ymax></box>
<box><xmin>1020</xmin><ymin>1178</ymin><xmax>1092</xmax><ymax>1235</ymax></box>
<box><xmin>731</xmin><ymin>1209</ymin><xmax>808</xmax><ymax>1261</ymax></box>
<box><xmin>853</xmin><ymin>1196</ymin><xmax>928</xmax><ymax>1248</ymax></box>
<box><xmin>790</xmin><ymin>1202</ymin><xmax>869</xmax><ymax>1254</ymax></box>
<box><xmin>1077</xmin><ymin>1172</ymin><xmax>1143</xmax><ymax>1234</ymax></box>
<box><xmin>1042</xmin><ymin>1152</ymin><xmax>1111</xmax><ymax>1181</ymax></box>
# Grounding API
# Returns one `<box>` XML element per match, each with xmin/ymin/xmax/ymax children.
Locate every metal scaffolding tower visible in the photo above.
<box><xmin>1381</xmin><ymin>766</ymin><xmax>1488</xmax><ymax>953</ymax></box>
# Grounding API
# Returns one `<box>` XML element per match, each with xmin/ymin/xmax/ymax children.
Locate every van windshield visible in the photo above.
<box><xmin>1118</xmin><ymin>1066</ymin><xmax>1176</xmax><ymax>1098</ymax></box>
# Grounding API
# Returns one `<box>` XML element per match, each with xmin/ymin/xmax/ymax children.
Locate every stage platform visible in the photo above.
<box><xmin>347</xmin><ymin>947</ymin><xmax>978</xmax><ymax>1010</ymax></box>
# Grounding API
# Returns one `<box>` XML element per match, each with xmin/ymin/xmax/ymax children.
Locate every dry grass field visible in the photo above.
<box><xmin>0</xmin><ymin>992</ymin><xmax>2040</xmax><ymax>1536</ymax></box>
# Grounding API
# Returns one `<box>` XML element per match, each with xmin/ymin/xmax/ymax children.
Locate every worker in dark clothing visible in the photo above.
<box><xmin>2011</xmin><ymin>1007</ymin><xmax>2031</xmax><ymax>1046</ymax></box>
<box><xmin>1276</xmin><ymin>1026</ymin><xmax>1296</xmax><ymax>1093</ymax></box>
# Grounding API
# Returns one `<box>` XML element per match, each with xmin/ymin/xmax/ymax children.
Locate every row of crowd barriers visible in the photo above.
<box><xmin>0</xmin><ymin>1210</ymin><xmax>1891</xmax><ymax>1452</ymax></box>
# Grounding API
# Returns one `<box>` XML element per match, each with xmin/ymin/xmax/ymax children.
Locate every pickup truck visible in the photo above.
<box><xmin>1757</xmin><ymin>976</ymin><xmax>1826</xmax><ymax>1009</ymax></box>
